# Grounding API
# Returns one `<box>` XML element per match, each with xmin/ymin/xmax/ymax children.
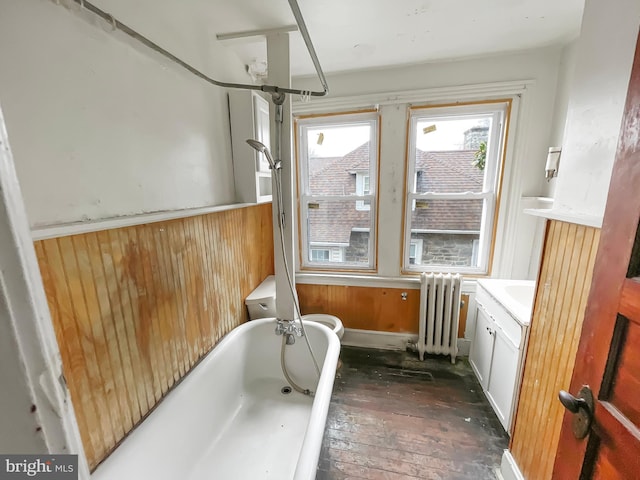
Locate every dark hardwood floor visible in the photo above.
<box><xmin>316</xmin><ymin>346</ymin><xmax>509</xmax><ymax>480</ymax></box>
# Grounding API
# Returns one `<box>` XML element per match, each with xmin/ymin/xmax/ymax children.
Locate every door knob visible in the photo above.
<box><xmin>558</xmin><ymin>390</ymin><xmax>588</xmax><ymax>414</ymax></box>
<box><xmin>558</xmin><ymin>385</ymin><xmax>594</xmax><ymax>439</ymax></box>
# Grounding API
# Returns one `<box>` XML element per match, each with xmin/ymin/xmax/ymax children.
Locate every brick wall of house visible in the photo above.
<box><xmin>346</xmin><ymin>231</ymin><xmax>369</xmax><ymax>263</ymax></box>
<box><xmin>463</xmin><ymin>125</ymin><xmax>489</xmax><ymax>150</ymax></box>
<box><xmin>415</xmin><ymin>233</ymin><xmax>479</xmax><ymax>267</ymax></box>
<box><xmin>345</xmin><ymin>231</ymin><xmax>478</xmax><ymax>267</ymax></box>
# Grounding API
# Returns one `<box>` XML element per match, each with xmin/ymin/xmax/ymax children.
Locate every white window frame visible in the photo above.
<box><xmin>297</xmin><ymin>112</ymin><xmax>379</xmax><ymax>270</ymax></box>
<box><xmin>355</xmin><ymin>171</ymin><xmax>371</xmax><ymax>210</ymax></box>
<box><xmin>309</xmin><ymin>246</ymin><xmax>345</xmax><ymax>263</ymax></box>
<box><xmin>310</xmin><ymin>248</ymin><xmax>330</xmax><ymax>262</ymax></box>
<box><xmin>409</xmin><ymin>239</ymin><xmax>423</xmax><ymax>265</ymax></box>
<box><xmin>403</xmin><ymin>102</ymin><xmax>508</xmax><ymax>274</ymax></box>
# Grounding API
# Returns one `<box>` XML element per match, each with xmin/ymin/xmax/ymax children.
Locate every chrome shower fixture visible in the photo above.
<box><xmin>246</xmin><ymin>139</ymin><xmax>281</xmax><ymax>170</ymax></box>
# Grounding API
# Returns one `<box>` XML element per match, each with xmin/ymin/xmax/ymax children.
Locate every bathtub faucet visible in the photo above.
<box><xmin>275</xmin><ymin>319</ymin><xmax>303</xmax><ymax>344</ymax></box>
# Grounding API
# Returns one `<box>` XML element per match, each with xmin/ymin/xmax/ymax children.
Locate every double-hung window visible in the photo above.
<box><xmin>403</xmin><ymin>101</ymin><xmax>509</xmax><ymax>274</ymax></box>
<box><xmin>296</xmin><ymin>111</ymin><xmax>379</xmax><ymax>270</ymax></box>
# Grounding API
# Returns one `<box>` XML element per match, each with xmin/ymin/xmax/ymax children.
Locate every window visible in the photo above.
<box><xmin>310</xmin><ymin>249</ymin><xmax>330</xmax><ymax>262</ymax></box>
<box><xmin>355</xmin><ymin>172</ymin><xmax>371</xmax><ymax>210</ymax></box>
<box><xmin>403</xmin><ymin>101</ymin><xmax>509</xmax><ymax>274</ymax></box>
<box><xmin>309</xmin><ymin>247</ymin><xmax>344</xmax><ymax>263</ymax></box>
<box><xmin>409</xmin><ymin>239</ymin><xmax>423</xmax><ymax>265</ymax></box>
<box><xmin>296</xmin><ymin>111</ymin><xmax>379</xmax><ymax>270</ymax></box>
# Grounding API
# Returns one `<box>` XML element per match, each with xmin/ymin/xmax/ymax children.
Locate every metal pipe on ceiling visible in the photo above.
<box><xmin>61</xmin><ymin>0</ymin><xmax>329</xmax><ymax>98</ymax></box>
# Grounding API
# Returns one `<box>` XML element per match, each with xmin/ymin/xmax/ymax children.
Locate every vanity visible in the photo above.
<box><xmin>469</xmin><ymin>279</ymin><xmax>535</xmax><ymax>434</ymax></box>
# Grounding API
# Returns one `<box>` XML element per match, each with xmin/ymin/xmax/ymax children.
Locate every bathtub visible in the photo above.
<box><xmin>91</xmin><ymin>318</ymin><xmax>340</xmax><ymax>480</ymax></box>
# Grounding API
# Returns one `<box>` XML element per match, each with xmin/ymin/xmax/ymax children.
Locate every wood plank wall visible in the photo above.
<box><xmin>34</xmin><ymin>204</ymin><xmax>274</xmax><ymax>470</ymax></box>
<box><xmin>297</xmin><ymin>284</ymin><xmax>469</xmax><ymax>335</ymax></box>
<box><xmin>509</xmin><ymin>220</ymin><xmax>600</xmax><ymax>479</ymax></box>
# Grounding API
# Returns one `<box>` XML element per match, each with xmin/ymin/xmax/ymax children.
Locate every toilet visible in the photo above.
<box><xmin>245</xmin><ymin>275</ymin><xmax>344</xmax><ymax>340</ymax></box>
<box><xmin>298</xmin><ymin>313</ymin><xmax>344</xmax><ymax>341</ymax></box>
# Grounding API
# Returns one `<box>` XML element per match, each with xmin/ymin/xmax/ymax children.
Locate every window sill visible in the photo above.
<box><xmin>296</xmin><ymin>272</ymin><xmax>481</xmax><ymax>292</ymax></box>
<box><xmin>296</xmin><ymin>272</ymin><xmax>420</xmax><ymax>289</ymax></box>
<box><xmin>401</xmin><ymin>268</ymin><xmax>489</xmax><ymax>277</ymax></box>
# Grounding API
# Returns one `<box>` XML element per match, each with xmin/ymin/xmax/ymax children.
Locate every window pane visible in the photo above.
<box><xmin>355</xmin><ymin>173</ymin><xmax>371</xmax><ymax>211</ymax></box>
<box><xmin>310</xmin><ymin>249</ymin><xmax>330</xmax><ymax>262</ymax></box>
<box><xmin>414</xmin><ymin>116</ymin><xmax>492</xmax><ymax>193</ymax></box>
<box><xmin>306</xmin><ymin>124</ymin><xmax>371</xmax><ymax>196</ymax></box>
<box><xmin>307</xmin><ymin>199</ymin><xmax>371</xmax><ymax>266</ymax></box>
<box><xmin>410</xmin><ymin>199</ymin><xmax>484</xmax><ymax>268</ymax></box>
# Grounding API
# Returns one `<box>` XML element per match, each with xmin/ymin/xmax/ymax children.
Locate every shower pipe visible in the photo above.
<box><xmin>61</xmin><ymin>0</ymin><xmax>329</xmax><ymax>98</ymax></box>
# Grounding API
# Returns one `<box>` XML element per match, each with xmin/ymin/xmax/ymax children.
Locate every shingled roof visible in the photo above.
<box><xmin>308</xmin><ymin>143</ymin><xmax>370</xmax><ymax>244</ymax></box>
<box><xmin>413</xmin><ymin>149</ymin><xmax>484</xmax><ymax>232</ymax></box>
<box><xmin>307</xmin><ymin>142</ymin><xmax>484</xmax><ymax>245</ymax></box>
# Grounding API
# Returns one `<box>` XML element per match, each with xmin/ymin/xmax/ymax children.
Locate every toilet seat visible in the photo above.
<box><xmin>301</xmin><ymin>314</ymin><xmax>344</xmax><ymax>340</ymax></box>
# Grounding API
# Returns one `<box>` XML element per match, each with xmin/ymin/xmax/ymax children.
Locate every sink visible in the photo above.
<box><xmin>476</xmin><ymin>279</ymin><xmax>536</xmax><ymax>325</ymax></box>
<box><xmin>503</xmin><ymin>285</ymin><xmax>535</xmax><ymax>310</ymax></box>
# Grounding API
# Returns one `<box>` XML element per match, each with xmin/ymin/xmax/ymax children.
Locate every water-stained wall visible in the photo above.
<box><xmin>34</xmin><ymin>205</ymin><xmax>274</xmax><ymax>470</ymax></box>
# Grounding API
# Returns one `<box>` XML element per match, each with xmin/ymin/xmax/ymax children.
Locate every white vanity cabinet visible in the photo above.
<box><xmin>469</xmin><ymin>281</ymin><xmax>531</xmax><ymax>434</ymax></box>
<box><xmin>229</xmin><ymin>90</ymin><xmax>272</xmax><ymax>204</ymax></box>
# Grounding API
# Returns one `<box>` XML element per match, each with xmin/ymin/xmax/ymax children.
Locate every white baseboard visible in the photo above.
<box><xmin>342</xmin><ymin>329</ymin><xmax>418</xmax><ymax>350</ymax></box>
<box><xmin>457</xmin><ymin>338</ymin><xmax>471</xmax><ymax>356</ymax></box>
<box><xmin>500</xmin><ymin>450</ymin><xmax>525</xmax><ymax>480</ymax></box>
<box><xmin>342</xmin><ymin>328</ymin><xmax>471</xmax><ymax>356</ymax></box>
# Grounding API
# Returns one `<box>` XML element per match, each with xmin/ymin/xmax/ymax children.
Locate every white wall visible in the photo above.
<box><xmin>552</xmin><ymin>0</ymin><xmax>640</xmax><ymax>221</ymax></box>
<box><xmin>0</xmin><ymin>0</ymin><xmax>250</xmax><ymax>227</ymax></box>
<box><xmin>294</xmin><ymin>47</ymin><xmax>563</xmax><ymax>280</ymax></box>
<box><xmin>544</xmin><ymin>40</ymin><xmax>580</xmax><ymax>198</ymax></box>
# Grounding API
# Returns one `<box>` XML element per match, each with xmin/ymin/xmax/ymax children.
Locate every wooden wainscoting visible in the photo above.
<box><xmin>34</xmin><ymin>204</ymin><xmax>274</xmax><ymax>470</ymax></box>
<box><xmin>297</xmin><ymin>284</ymin><xmax>469</xmax><ymax>335</ymax></box>
<box><xmin>509</xmin><ymin>220</ymin><xmax>600</xmax><ymax>479</ymax></box>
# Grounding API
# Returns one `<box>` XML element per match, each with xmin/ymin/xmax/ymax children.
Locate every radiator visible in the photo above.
<box><xmin>418</xmin><ymin>273</ymin><xmax>462</xmax><ymax>363</ymax></box>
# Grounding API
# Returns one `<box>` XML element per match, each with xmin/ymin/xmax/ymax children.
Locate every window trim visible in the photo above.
<box><xmin>310</xmin><ymin>248</ymin><xmax>330</xmax><ymax>262</ymax></box>
<box><xmin>295</xmin><ymin>110</ymin><xmax>381</xmax><ymax>272</ymax></box>
<box><xmin>401</xmin><ymin>100</ymin><xmax>510</xmax><ymax>275</ymax></box>
<box><xmin>355</xmin><ymin>172</ymin><xmax>371</xmax><ymax>211</ymax></box>
<box><xmin>409</xmin><ymin>239</ymin><xmax>423</xmax><ymax>265</ymax></box>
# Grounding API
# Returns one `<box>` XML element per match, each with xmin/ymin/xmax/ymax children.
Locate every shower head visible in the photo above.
<box><xmin>246</xmin><ymin>139</ymin><xmax>278</xmax><ymax>170</ymax></box>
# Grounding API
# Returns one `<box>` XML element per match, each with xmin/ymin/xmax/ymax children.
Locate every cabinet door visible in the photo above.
<box><xmin>486</xmin><ymin>326</ymin><xmax>519</xmax><ymax>432</ymax></box>
<box><xmin>469</xmin><ymin>307</ymin><xmax>495</xmax><ymax>389</ymax></box>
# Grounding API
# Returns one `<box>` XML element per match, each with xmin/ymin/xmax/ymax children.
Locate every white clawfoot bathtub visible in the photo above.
<box><xmin>92</xmin><ymin>318</ymin><xmax>340</xmax><ymax>480</ymax></box>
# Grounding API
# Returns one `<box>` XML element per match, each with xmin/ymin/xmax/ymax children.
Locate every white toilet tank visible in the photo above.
<box><xmin>245</xmin><ymin>275</ymin><xmax>276</xmax><ymax>319</ymax></box>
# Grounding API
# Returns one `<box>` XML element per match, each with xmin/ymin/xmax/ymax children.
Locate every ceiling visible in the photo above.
<box><xmin>93</xmin><ymin>0</ymin><xmax>585</xmax><ymax>79</ymax></box>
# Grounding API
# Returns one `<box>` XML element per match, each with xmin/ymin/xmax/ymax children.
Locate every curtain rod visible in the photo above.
<box><xmin>63</xmin><ymin>0</ymin><xmax>329</xmax><ymax>98</ymax></box>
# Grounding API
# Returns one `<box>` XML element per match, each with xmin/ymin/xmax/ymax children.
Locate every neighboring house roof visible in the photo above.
<box><xmin>413</xmin><ymin>149</ymin><xmax>484</xmax><ymax>232</ymax></box>
<box><xmin>308</xmin><ymin>143</ymin><xmax>370</xmax><ymax>244</ymax></box>
<box><xmin>307</xmin><ymin>142</ymin><xmax>484</xmax><ymax>245</ymax></box>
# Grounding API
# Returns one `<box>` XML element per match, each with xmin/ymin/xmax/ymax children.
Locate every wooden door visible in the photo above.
<box><xmin>552</xmin><ymin>34</ymin><xmax>640</xmax><ymax>479</ymax></box>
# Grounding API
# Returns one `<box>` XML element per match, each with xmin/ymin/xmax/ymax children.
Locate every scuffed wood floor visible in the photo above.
<box><xmin>316</xmin><ymin>347</ymin><xmax>508</xmax><ymax>480</ymax></box>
